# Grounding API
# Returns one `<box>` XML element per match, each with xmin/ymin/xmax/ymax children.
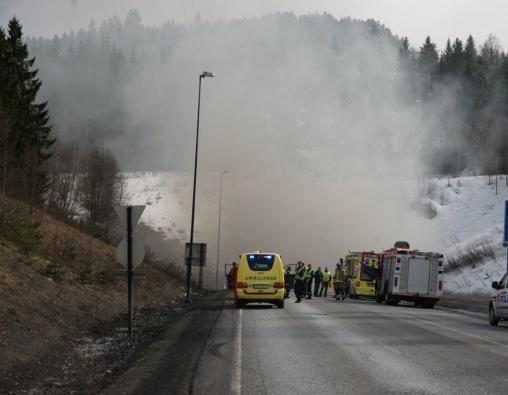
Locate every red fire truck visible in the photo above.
<box><xmin>376</xmin><ymin>242</ymin><xmax>444</xmax><ymax>308</ymax></box>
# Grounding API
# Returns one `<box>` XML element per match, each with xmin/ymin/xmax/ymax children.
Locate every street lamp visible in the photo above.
<box><xmin>185</xmin><ymin>71</ymin><xmax>215</xmax><ymax>303</ymax></box>
<box><xmin>215</xmin><ymin>170</ymin><xmax>229</xmax><ymax>290</ymax></box>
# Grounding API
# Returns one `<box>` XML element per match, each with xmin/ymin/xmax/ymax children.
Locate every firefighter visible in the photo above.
<box><xmin>314</xmin><ymin>266</ymin><xmax>323</xmax><ymax>297</ymax></box>
<box><xmin>319</xmin><ymin>267</ymin><xmax>331</xmax><ymax>297</ymax></box>
<box><xmin>229</xmin><ymin>262</ymin><xmax>238</xmax><ymax>299</ymax></box>
<box><xmin>284</xmin><ymin>266</ymin><xmax>294</xmax><ymax>298</ymax></box>
<box><xmin>333</xmin><ymin>264</ymin><xmax>346</xmax><ymax>300</ymax></box>
<box><xmin>294</xmin><ymin>261</ymin><xmax>306</xmax><ymax>303</ymax></box>
<box><xmin>304</xmin><ymin>263</ymin><xmax>314</xmax><ymax>299</ymax></box>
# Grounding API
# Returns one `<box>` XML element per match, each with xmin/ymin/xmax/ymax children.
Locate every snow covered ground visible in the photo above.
<box><xmin>122</xmin><ymin>172</ymin><xmax>508</xmax><ymax>293</ymax></box>
<box><xmin>426</xmin><ymin>176</ymin><xmax>508</xmax><ymax>293</ymax></box>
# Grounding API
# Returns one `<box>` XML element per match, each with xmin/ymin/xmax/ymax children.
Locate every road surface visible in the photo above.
<box><xmin>192</xmin><ymin>296</ymin><xmax>508</xmax><ymax>395</ymax></box>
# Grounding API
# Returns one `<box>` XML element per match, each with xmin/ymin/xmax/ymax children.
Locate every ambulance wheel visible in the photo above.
<box><xmin>489</xmin><ymin>304</ymin><xmax>499</xmax><ymax>326</ymax></box>
<box><xmin>236</xmin><ymin>300</ymin><xmax>244</xmax><ymax>308</ymax></box>
<box><xmin>277</xmin><ymin>300</ymin><xmax>285</xmax><ymax>309</ymax></box>
<box><xmin>421</xmin><ymin>302</ymin><xmax>435</xmax><ymax>309</ymax></box>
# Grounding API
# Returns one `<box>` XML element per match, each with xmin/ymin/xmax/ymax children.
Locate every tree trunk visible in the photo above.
<box><xmin>0</xmin><ymin>116</ymin><xmax>7</xmax><ymax>198</ymax></box>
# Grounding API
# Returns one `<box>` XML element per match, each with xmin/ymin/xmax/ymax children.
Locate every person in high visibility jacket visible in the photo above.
<box><xmin>333</xmin><ymin>264</ymin><xmax>346</xmax><ymax>300</ymax></box>
<box><xmin>284</xmin><ymin>266</ymin><xmax>295</xmax><ymax>298</ymax></box>
<box><xmin>294</xmin><ymin>261</ymin><xmax>306</xmax><ymax>303</ymax></box>
<box><xmin>314</xmin><ymin>267</ymin><xmax>323</xmax><ymax>297</ymax></box>
<box><xmin>319</xmin><ymin>267</ymin><xmax>331</xmax><ymax>297</ymax></box>
<box><xmin>304</xmin><ymin>263</ymin><xmax>314</xmax><ymax>299</ymax></box>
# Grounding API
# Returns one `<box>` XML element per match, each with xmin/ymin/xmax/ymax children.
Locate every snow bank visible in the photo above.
<box><xmin>427</xmin><ymin>176</ymin><xmax>508</xmax><ymax>293</ymax></box>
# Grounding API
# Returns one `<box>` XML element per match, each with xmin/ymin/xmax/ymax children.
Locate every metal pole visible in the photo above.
<box><xmin>505</xmin><ymin>201</ymin><xmax>508</xmax><ymax>271</ymax></box>
<box><xmin>127</xmin><ymin>206</ymin><xmax>133</xmax><ymax>338</ymax></box>
<box><xmin>215</xmin><ymin>171</ymin><xmax>227</xmax><ymax>290</ymax></box>
<box><xmin>186</xmin><ymin>76</ymin><xmax>202</xmax><ymax>303</ymax></box>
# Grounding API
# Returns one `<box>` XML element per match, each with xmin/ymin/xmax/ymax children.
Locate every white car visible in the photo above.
<box><xmin>489</xmin><ymin>272</ymin><xmax>508</xmax><ymax>326</ymax></box>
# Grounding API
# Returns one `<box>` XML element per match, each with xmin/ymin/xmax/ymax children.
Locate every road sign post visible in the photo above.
<box><xmin>185</xmin><ymin>243</ymin><xmax>207</xmax><ymax>290</ymax></box>
<box><xmin>115</xmin><ymin>205</ymin><xmax>145</xmax><ymax>339</ymax></box>
<box><xmin>127</xmin><ymin>207</ymin><xmax>133</xmax><ymax>339</ymax></box>
<box><xmin>504</xmin><ymin>201</ymin><xmax>508</xmax><ymax>270</ymax></box>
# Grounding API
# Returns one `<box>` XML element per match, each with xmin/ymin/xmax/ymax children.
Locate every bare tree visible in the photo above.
<box><xmin>79</xmin><ymin>146</ymin><xmax>123</xmax><ymax>225</ymax></box>
<box><xmin>47</xmin><ymin>142</ymin><xmax>81</xmax><ymax>217</ymax></box>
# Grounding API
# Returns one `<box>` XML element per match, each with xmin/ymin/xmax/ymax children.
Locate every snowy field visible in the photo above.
<box><xmin>426</xmin><ymin>176</ymin><xmax>508</xmax><ymax>293</ymax></box>
<box><xmin>122</xmin><ymin>172</ymin><xmax>508</xmax><ymax>293</ymax></box>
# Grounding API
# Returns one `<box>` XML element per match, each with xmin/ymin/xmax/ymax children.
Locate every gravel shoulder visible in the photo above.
<box><xmin>100</xmin><ymin>291</ymin><xmax>228</xmax><ymax>395</ymax></box>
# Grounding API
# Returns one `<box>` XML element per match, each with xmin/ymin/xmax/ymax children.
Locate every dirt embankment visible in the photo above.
<box><xmin>0</xmin><ymin>197</ymin><xmax>191</xmax><ymax>393</ymax></box>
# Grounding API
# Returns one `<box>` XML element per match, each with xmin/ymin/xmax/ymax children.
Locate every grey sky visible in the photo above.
<box><xmin>0</xmin><ymin>0</ymin><xmax>507</xmax><ymax>50</ymax></box>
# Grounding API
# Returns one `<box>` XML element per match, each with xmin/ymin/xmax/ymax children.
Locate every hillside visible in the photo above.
<box><xmin>427</xmin><ymin>176</ymin><xmax>508</xmax><ymax>294</ymax></box>
<box><xmin>0</xmin><ymin>197</ymin><xmax>186</xmax><ymax>391</ymax></box>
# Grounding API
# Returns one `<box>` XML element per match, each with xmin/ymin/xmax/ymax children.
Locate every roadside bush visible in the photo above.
<box><xmin>77</xmin><ymin>260</ymin><xmax>94</xmax><ymax>284</ymax></box>
<box><xmin>0</xmin><ymin>207</ymin><xmax>42</xmax><ymax>254</ymax></box>
<box><xmin>45</xmin><ymin>260</ymin><xmax>65</xmax><ymax>281</ymax></box>
<box><xmin>446</xmin><ymin>239</ymin><xmax>496</xmax><ymax>272</ymax></box>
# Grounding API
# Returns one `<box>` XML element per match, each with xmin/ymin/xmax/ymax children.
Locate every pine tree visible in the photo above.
<box><xmin>417</xmin><ymin>36</ymin><xmax>439</xmax><ymax>100</ymax></box>
<box><xmin>464</xmin><ymin>35</ymin><xmax>478</xmax><ymax>77</ymax></box>
<box><xmin>398</xmin><ymin>37</ymin><xmax>417</xmax><ymax>101</ymax></box>
<box><xmin>464</xmin><ymin>35</ymin><xmax>478</xmax><ymax>62</ymax></box>
<box><xmin>450</xmin><ymin>38</ymin><xmax>464</xmax><ymax>74</ymax></box>
<box><xmin>439</xmin><ymin>38</ymin><xmax>453</xmax><ymax>75</ymax></box>
<box><xmin>2</xmin><ymin>18</ymin><xmax>54</xmax><ymax>203</ymax></box>
<box><xmin>0</xmin><ymin>27</ymin><xmax>13</xmax><ymax>197</ymax></box>
<box><xmin>418</xmin><ymin>36</ymin><xmax>439</xmax><ymax>73</ymax></box>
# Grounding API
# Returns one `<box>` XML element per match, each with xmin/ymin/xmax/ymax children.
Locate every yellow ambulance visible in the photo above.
<box><xmin>235</xmin><ymin>252</ymin><xmax>285</xmax><ymax>308</ymax></box>
<box><xmin>344</xmin><ymin>251</ymin><xmax>380</xmax><ymax>298</ymax></box>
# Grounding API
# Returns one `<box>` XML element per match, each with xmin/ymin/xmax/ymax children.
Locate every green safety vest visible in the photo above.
<box><xmin>322</xmin><ymin>271</ymin><xmax>331</xmax><ymax>282</ymax></box>
<box><xmin>295</xmin><ymin>266</ymin><xmax>305</xmax><ymax>280</ymax></box>
<box><xmin>304</xmin><ymin>268</ymin><xmax>314</xmax><ymax>279</ymax></box>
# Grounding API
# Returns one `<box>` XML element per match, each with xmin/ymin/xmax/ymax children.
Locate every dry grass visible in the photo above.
<box><xmin>0</xmin><ymin>197</ymin><xmax>184</xmax><ymax>372</ymax></box>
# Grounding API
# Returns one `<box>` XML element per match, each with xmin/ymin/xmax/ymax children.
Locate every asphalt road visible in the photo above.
<box><xmin>192</xmin><ymin>296</ymin><xmax>508</xmax><ymax>395</ymax></box>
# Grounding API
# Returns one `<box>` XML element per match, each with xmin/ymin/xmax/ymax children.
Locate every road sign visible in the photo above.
<box><xmin>113</xmin><ymin>270</ymin><xmax>146</xmax><ymax>278</ymax></box>
<box><xmin>115</xmin><ymin>205</ymin><xmax>145</xmax><ymax>229</ymax></box>
<box><xmin>117</xmin><ymin>237</ymin><xmax>145</xmax><ymax>268</ymax></box>
<box><xmin>185</xmin><ymin>243</ymin><xmax>207</xmax><ymax>266</ymax></box>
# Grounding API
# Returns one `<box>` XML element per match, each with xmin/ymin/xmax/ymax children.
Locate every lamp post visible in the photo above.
<box><xmin>185</xmin><ymin>71</ymin><xmax>215</xmax><ymax>303</ymax></box>
<box><xmin>215</xmin><ymin>170</ymin><xmax>228</xmax><ymax>290</ymax></box>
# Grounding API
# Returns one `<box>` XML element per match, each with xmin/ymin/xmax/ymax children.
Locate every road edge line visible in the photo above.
<box><xmin>230</xmin><ymin>308</ymin><xmax>242</xmax><ymax>395</ymax></box>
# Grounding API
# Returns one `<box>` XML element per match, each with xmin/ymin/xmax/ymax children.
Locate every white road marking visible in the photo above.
<box><xmin>230</xmin><ymin>308</ymin><xmax>242</xmax><ymax>395</ymax></box>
